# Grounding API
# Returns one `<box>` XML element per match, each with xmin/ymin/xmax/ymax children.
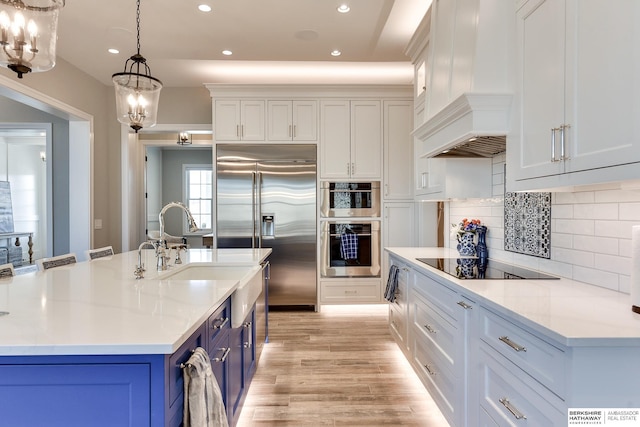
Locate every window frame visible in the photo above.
<box><xmin>182</xmin><ymin>164</ymin><xmax>213</xmax><ymax>235</ymax></box>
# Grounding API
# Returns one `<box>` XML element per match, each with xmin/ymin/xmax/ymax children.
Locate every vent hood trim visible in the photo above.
<box><xmin>413</xmin><ymin>93</ymin><xmax>513</xmax><ymax>158</ymax></box>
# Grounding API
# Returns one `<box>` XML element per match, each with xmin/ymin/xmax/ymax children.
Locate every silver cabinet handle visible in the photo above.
<box><xmin>351</xmin><ymin>162</ymin><xmax>355</xmax><ymax>175</ymax></box>
<box><xmin>457</xmin><ymin>301</ymin><xmax>472</xmax><ymax>310</ymax></box>
<box><xmin>424</xmin><ymin>324</ymin><xmax>437</xmax><ymax>334</ymax></box>
<box><xmin>241</xmin><ymin>124</ymin><xmax>244</xmax><ymax>138</ymax></box>
<box><xmin>212</xmin><ymin>316</ymin><xmax>229</xmax><ymax>330</ymax></box>
<box><xmin>560</xmin><ymin>124</ymin><xmax>570</xmax><ymax>160</ymax></box>
<box><xmin>346</xmin><ymin>162</ymin><xmax>350</xmax><ymax>175</ymax></box>
<box><xmin>424</xmin><ymin>364</ymin><xmax>436</xmax><ymax>376</ymax></box>
<box><xmin>293</xmin><ymin>124</ymin><xmax>297</xmax><ymax>138</ymax></box>
<box><xmin>499</xmin><ymin>397</ymin><xmax>527</xmax><ymax>420</ymax></box>
<box><xmin>212</xmin><ymin>347</ymin><xmax>231</xmax><ymax>363</ymax></box>
<box><xmin>401</xmin><ymin>267</ymin><xmax>409</xmax><ymax>272</ymax></box>
<box><xmin>551</xmin><ymin>127</ymin><xmax>559</xmax><ymax>162</ymax></box>
<box><xmin>499</xmin><ymin>336</ymin><xmax>526</xmax><ymax>352</ymax></box>
<box><xmin>236</xmin><ymin>124</ymin><xmax>240</xmax><ymax>138</ymax></box>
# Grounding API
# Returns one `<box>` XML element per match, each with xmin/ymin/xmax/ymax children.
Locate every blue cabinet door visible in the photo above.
<box><xmin>0</xmin><ymin>363</ymin><xmax>150</xmax><ymax>427</ymax></box>
<box><xmin>228</xmin><ymin>325</ymin><xmax>243</xmax><ymax>423</ymax></box>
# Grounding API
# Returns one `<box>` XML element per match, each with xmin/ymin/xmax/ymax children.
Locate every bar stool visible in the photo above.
<box><xmin>0</xmin><ymin>263</ymin><xmax>15</xmax><ymax>279</ymax></box>
<box><xmin>87</xmin><ymin>246</ymin><xmax>114</xmax><ymax>260</ymax></box>
<box><xmin>37</xmin><ymin>253</ymin><xmax>77</xmax><ymax>270</ymax></box>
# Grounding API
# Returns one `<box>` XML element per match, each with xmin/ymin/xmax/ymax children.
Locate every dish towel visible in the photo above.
<box><xmin>183</xmin><ymin>347</ymin><xmax>229</xmax><ymax>427</ymax></box>
<box><xmin>340</xmin><ymin>232</ymin><xmax>359</xmax><ymax>260</ymax></box>
<box><xmin>384</xmin><ymin>265</ymin><xmax>399</xmax><ymax>302</ymax></box>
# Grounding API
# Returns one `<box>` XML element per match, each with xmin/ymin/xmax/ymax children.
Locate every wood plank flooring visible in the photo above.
<box><xmin>236</xmin><ymin>304</ymin><xmax>450</xmax><ymax>426</ymax></box>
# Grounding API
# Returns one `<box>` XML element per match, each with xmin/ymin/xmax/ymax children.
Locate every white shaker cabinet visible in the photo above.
<box><xmin>509</xmin><ymin>0</ymin><xmax>640</xmax><ymax>190</ymax></box>
<box><xmin>383</xmin><ymin>100</ymin><xmax>414</xmax><ymax>200</ymax></box>
<box><xmin>214</xmin><ymin>99</ymin><xmax>265</xmax><ymax>141</ymax></box>
<box><xmin>320</xmin><ymin>100</ymin><xmax>382</xmax><ymax>180</ymax></box>
<box><xmin>267</xmin><ymin>100</ymin><xmax>317</xmax><ymax>141</ymax></box>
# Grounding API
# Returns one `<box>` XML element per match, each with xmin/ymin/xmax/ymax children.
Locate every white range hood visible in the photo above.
<box><xmin>413</xmin><ymin>92</ymin><xmax>512</xmax><ymax>158</ymax></box>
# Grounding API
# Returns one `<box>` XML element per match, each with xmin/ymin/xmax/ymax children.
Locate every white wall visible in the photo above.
<box><xmin>445</xmin><ymin>154</ymin><xmax>640</xmax><ymax>294</ymax></box>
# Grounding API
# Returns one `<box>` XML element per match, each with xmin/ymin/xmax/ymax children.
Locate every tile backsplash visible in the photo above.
<box><xmin>446</xmin><ymin>154</ymin><xmax>640</xmax><ymax>293</ymax></box>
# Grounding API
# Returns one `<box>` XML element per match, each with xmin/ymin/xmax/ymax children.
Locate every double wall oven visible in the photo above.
<box><xmin>320</xmin><ymin>181</ymin><xmax>381</xmax><ymax>278</ymax></box>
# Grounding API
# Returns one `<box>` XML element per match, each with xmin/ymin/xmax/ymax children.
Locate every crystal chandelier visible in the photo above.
<box><xmin>112</xmin><ymin>0</ymin><xmax>162</xmax><ymax>133</ymax></box>
<box><xmin>0</xmin><ymin>0</ymin><xmax>65</xmax><ymax>79</ymax></box>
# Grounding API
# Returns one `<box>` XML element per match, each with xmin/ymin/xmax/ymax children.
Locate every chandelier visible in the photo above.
<box><xmin>0</xmin><ymin>0</ymin><xmax>65</xmax><ymax>79</ymax></box>
<box><xmin>112</xmin><ymin>0</ymin><xmax>162</xmax><ymax>133</ymax></box>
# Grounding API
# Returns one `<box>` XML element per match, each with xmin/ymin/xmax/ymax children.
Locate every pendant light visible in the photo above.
<box><xmin>112</xmin><ymin>0</ymin><xmax>162</xmax><ymax>133</ymax></box>
<box><xmin>0</xmin><ymin>0</ymin><xmax>65</xmax><ymax>79</ymax></box>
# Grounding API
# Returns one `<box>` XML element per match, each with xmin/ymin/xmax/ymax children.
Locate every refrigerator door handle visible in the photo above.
<box><xmin>257</xmin><ymin>171</ymin><xmax>263</xmax><ymax>248</ymax></box>
<box><xmin>252</xmin><ymin>171</ymin><xmax>257</xmax><ymax>248</ymax></box>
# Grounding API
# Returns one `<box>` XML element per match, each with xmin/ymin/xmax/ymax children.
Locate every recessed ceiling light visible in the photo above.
<box><xmin>108</xmin><ymin>48</ymin><xmax>119</xmax><ymax>54</ymax></box>
<box><xmin>337</xmin><ymin>4</ymin><xmax>350</xmax><ymax>13</ymax></box>
<box><xmin>222</xmin><ymin>50</ymin><xmax>233</xmax><ymax>56</ymax></box>
<box><xmin>198</xmin><ymin>4</ymin><xmax>212</xmax><ymax>12</ymax></box>
<box><xmin>331</xmin><ymin>50</ymin><xmax>342</xmax><ymax>57</ymax></box>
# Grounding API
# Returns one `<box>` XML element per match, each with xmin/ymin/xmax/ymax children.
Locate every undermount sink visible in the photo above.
<box><xmin>162</xmin><ymin>264</ymin><xmax>263</xmax><ymax>327</ymax></box>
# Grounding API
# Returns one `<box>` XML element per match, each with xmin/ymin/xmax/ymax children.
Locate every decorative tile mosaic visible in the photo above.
<box><xmin>504</xmin><ymin>192</ymin><xmax>551</xmax><ymax>258</ymax></box>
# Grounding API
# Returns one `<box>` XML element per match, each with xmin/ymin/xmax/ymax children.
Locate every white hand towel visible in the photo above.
<box><xmin>183</xmin><ymin>347</ymin><xmax>229</xmax><ymax>427</ymax></box>
<box><xmin>632</xmin><ymin>226</ymin><xmax>640</xmax><ymax>314</ymax></box>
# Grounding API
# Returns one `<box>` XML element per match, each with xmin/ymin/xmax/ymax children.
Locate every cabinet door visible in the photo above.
<box><xmin>515</xmin><ymin>0</ymin><xmax>566</xmax><ymax>180</ymax></box>
<box><xmin>320</xmin><ymin>100</ymin><xmax>351</xmax><ymax>179</ymax></box>
<box><xmin>383</xmin><ymin>203</ymin><xmax>416</xmax><ymax>248</ymax></box>
<box><xmin>564</xmin><ymin>0</ymin><xmax>640</xmax><ymax>173</ymax></box>
<box><xmin>267</xmin><ymin>100</ymin><xmax>292</xmax><ymax>140</ymax></box>
<box><xmin>383</xmin><ymin>100</ymin><xmax>414</xmax><ymax>200</ymax></box>
<box><xmin>240</xmin><ymin>100</ymin><xmax>265</xmax><ymax>140</ymax></box>
<box><xmin>351</xmin><ymin>100</ymin><xmax>382</xmax><ymax>179</ymax></box>
<box><xmin>428</xmin><ymin>0</ymin><xmax>456</xmax><ymax>118</ymax></box>
<box><xmin>292</xmin><ymin>100</ymin><xmax>317</xmax><ymax>141</ymax></box>
<box><xmin>214</xmin><ymin>100</ymin><xmax>241</xmax><ymax>141</ymax></box>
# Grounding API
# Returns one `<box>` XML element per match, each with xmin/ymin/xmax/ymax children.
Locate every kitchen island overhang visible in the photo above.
<box><xmin>0</xmin><ymin>248</ymin><xmax>271</xmax><ymax>427</ymax></box>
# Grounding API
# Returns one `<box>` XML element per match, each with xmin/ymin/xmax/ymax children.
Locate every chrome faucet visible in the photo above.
<box><xmin>157</xmin><ymin>202</ymin><xmax>199</xmax><ymax>270</ymax></box>
<box><xmin>134</xmin><ymin>240</ymin><xmax>158</xmax><ymax>279</ymax></box>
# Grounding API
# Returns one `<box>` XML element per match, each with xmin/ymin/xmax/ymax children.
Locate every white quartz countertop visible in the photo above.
<box><xmin>0</xmin><ymin>248</ymin><xmax>271</xmax><ymax>356</ymax></box>
<box><xmin>386</xmin><ymin>247</ymin><xmax>640</xmax><ymax>347</ymax></box>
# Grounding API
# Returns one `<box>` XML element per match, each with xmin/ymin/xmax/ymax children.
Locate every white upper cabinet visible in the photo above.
<box><xmin>320</xmin><ymin>100</ymin><xmax>382</xmax><ymax>180</ymax></box>
<box><xmin>509</xmin><ymin>0</ymin><xmax>640</xmax><ymax>190</ymax></box>
<box><xmin>383</xmin><ymin>100</ymin><xmax>414</xmax><ymax>200</ymax></box>
<box><xmin>267</xmin><ymin>100</ymin><xmax>317</xmax><ymax>141</ymax></box>
<box><xmin>214</xmin><ymin>99</ymin><xmax>265</xmax><ymax>141</ymax></box>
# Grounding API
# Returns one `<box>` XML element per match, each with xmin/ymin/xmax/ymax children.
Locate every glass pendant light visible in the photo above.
<box><xmin>112</xmin><ymin>0</ymin><xmax>162</xmax><ymax>133</ymax></box>
<box><xmin>0</xmin><ymin>0</ymin><xmax>65</xmax><ymax>78</ymax></box>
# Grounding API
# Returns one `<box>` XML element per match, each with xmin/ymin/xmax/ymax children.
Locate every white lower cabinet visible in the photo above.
<box><xmin>319</xmin><ymin>278</ymin><xmax>381</xmax><ymax>304</ymax></box>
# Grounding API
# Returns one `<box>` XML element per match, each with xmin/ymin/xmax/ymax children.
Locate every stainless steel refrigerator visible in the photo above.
<box><xmin>216</xmin><ymin>144</ymin><xmax>317</xmax><ymax>309</ymax></box>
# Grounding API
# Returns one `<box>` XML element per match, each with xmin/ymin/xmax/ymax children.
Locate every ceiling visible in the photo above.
<box><xmin>55</xmin><ymin>0</ymin><xmax>430</xmax><ymax>87</ymax></box>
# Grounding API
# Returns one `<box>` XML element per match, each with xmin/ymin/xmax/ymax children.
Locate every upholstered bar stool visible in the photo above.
<box><xmin>87</xmin><ymin>246</ymin><xmax>114</xmax><ymax>260</ymax></box>
<box><xmin>36</xmin><ymin>253</ymin><xmax>77</xmax><ymax>270</ymax></box>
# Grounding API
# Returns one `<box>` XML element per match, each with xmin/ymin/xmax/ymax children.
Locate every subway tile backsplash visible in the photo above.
<box><xmin>446</xmin><ymin>154</ymin><xmax>640</xmax><ymax>294</ymax></box>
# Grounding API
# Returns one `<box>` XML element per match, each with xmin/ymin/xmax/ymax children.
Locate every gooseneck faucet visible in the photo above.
<box><xmin>157</xmin><ymin>202</ymin><xmax>199</xmax><ymax>270</ymax></box>
<box><xmin>134</xmin><ymin>240</ymin><xmax>158</xmax><ymax>279</ymax></box>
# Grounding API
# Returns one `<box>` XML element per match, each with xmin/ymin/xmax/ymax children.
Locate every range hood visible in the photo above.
<box><xmin>413</xmin><ymin>93</ymin><xmax>512</xmax><ymax>158</ymax></box>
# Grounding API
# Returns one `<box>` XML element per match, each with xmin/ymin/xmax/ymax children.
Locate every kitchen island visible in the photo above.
<box><xmin>0</xmin><ymin>248</ymin><xmax>271</xmax><ymax>427</ymax></box>
<box><xmin>386</xmin><ymin>247</ymin><xmax>640</xmax><ymax>427</ymax></box>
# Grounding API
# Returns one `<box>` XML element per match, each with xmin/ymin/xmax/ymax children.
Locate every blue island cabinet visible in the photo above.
<box><xmin>0</xmin><ymin>296</ymin><xmax>258</xmax><ymax>427</ymax></box>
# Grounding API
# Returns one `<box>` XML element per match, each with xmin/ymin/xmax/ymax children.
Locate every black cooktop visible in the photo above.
<box><xmin>415</xmin><ymin>258</ymin><xmax>559</xmax><ymax>280</ymax></box>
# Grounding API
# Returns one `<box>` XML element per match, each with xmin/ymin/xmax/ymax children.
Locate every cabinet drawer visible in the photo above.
<box><xmin>479</xmin><ymin>343</ymin><xmax>565</xmax><ymax>427</ymax></box>
<box><xmin>207</xmin><ymin>298</ymin><xmax>231</xmax><ymax>347</ymax></box>
<box><xmin>480</xmin><ymin>307</ymin><xmax>566</xmax><ymax>398</ymax></box>
<box><xmin>412</xmin><ymin>335</ymin><xmax>460</xmax><ymax>427</ymax></box>
<box><xmin>389</xmin><ymin>303</ymin><xmax>407</xmax><ymax>347</ymax></box>
<box><xmin>320</xmin><ymin>281</ymin><xmax>381</xmax><ymax>303</ymax></box>
<box><xmin>411</xmin><ymin>291</ymin><xmax>458</xmax><ymax>373</ymax></box>
<box><xmin>168</xmin><ymin>323</ymin><xmax>206</xmax><ymax>410</ymax></box>
<box><xmin>413</xmin><ymin>271</ymin><xmax>458</xmax><ymax>322</ymax></box>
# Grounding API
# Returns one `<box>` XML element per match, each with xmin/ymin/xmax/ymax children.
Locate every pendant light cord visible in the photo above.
<box><xmin>136</xmin><ymin>0</ymin><xmax>141</xmax><ymax>56</ymax></box>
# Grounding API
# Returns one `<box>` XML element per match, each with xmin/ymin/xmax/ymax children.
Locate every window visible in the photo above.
<box><xmin>184</xmin><ymin>166</ymin><xmax>212</xmax><ymax>233</ymax></box>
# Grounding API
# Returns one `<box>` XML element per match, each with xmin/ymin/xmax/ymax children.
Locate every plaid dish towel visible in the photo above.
<box><xmin>340</xmin><ymin>232</ymin><xmax>359</xmax><ymax>260</ymax></box>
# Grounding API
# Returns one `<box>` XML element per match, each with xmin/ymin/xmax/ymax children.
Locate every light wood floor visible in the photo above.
<box><xmin>236</xmin><ymin>304</ymin><xmax>450</xmax><ymax>426</ymax></box>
